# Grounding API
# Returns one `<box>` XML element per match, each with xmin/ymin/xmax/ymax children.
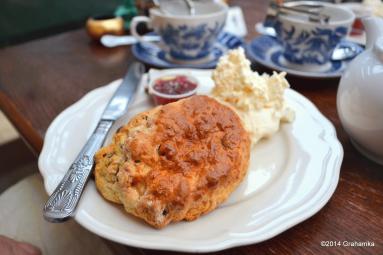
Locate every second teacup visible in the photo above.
<box><xmin>130</xmin><ymin>1</ymin><xmax>228</xmax><ymax>63</ymax></box>
<box><xmin>274</xmin><ymin>1</ymin><xmax>355</xmax><ymax>70</ymax></box>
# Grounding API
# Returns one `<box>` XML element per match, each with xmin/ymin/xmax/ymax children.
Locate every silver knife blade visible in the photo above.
<box><xmin>102</xmin><ymin>62</ymin><xmax>145</xmax><ymax>121</ymax></box>
<box><xmin>43</xmin><ymin>62</ymin><xmax>145</xmax><ymax>222</ymax></box>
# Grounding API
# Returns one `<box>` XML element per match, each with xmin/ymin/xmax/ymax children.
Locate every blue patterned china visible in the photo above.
<box><xmin>245</xmin><ymin>35</ymin><xmax>363</xmax><ymax>78</ymax></box>
<box><xmin>130</xmin><ymin>1</ymin><xmax>228</xmax><ymax>63</ymax></box>
<box><xmin>274</xmin><ymin>1</ymin><xmax>355</xmax><ymax>71</ymax></box>
<box><xmin>132</xmin><ymin>32</ymin><xmax>243</xmax><ymax>69</ymax></box>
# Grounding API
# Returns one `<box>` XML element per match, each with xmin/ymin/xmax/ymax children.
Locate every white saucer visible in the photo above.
<box><xmin>38</xmin><ymin>69</ymin><xmax>343</xmax><ymax>252</ymax></box>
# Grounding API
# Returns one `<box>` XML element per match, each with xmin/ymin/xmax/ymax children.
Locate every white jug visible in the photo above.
<box><xmin>337</xmin><ymin>17</ymin><xmax>383</xmax><ymax>165</ymax></box>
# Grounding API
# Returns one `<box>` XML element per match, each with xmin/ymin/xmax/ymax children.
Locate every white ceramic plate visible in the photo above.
<box><xmin>38</xmin><ymin>69</ymin><xmax>343</xmax><ymax>252</ymax></box>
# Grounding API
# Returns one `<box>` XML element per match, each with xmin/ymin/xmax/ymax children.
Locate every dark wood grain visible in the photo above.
<box><xmin>0</xmin><ymin>138</ymin><xmax>37</xmax><ymax>193</ymax></box>
<box><xmin>0</xmin><ymin>1</ymin><xmax>382</xmax><ymax>254</ymax></box>
<box><xmin>0</xmin><ymin>30</ymin><xmax>133</xmax><ymax>151</ymax></box>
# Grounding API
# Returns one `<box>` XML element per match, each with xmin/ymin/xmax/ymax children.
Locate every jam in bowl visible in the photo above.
<box><xmin>149</xmin><ymin>74</ymin><xmax>199</xmax><ymax>105</ymax></box>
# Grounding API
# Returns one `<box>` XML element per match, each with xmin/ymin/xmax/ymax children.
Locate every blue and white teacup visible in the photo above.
<box><xmin>130</xmin><ymin>2</ymin><xmax>228</xmax><ymax>63</ymax></box>
<box><xmin>274</xmin><ymin>1</ymin><xmax>355</xmax><ymax>70</ymax></box>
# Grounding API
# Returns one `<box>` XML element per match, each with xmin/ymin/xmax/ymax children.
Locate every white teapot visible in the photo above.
<box><xmin>337</xmin><ymin>17</ymin><xmax>383</xmax><ymax>165</ymax></box>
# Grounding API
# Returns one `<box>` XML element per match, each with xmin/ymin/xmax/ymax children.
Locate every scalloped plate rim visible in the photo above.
<box><xmin>38</xmin><ymin>73</ymin><xmax>343</xmax><ymax>252</ymax></box>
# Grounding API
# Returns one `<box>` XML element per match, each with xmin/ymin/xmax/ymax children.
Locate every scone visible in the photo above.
<box><xmin>95</xmin><ymin>95</ymin><xmax>250</xmax><ymax>228</ymax></box>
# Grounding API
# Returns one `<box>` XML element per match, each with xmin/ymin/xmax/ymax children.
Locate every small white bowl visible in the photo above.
<box><xmin>148</xmin><ymin>73</ymin><xmax>199</xmax><ymax>105</ymax></box>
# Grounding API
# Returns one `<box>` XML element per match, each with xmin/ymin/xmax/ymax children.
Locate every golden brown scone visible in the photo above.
<box><xmin>95</xmin><ymin>95</ymin><xmax>250</xmax><ymax>228</ymax></box>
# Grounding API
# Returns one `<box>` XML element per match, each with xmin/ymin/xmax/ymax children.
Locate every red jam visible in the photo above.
<box><xmin>151</xmin><ymin>75</ymin><xmax>198</xmax><ymax>105</ymax></box>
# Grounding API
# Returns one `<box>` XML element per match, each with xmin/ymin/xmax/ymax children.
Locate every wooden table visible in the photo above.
<box><xmin>0</xmin><ymin>1</ymin><xmax>382</xmax><ymax>254</ymax></box>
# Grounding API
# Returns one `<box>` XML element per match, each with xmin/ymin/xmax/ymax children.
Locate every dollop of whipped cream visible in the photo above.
<box><xmin>211</xmin><ymin>47</ymin><xmax>294</xmax><ymax>145</ymax></box>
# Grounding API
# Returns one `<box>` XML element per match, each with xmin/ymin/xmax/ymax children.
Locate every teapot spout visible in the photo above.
<box><xmin>363</xmin><ymin>17</ymin><xmax>383</xmax><ymax>49</ymax></box>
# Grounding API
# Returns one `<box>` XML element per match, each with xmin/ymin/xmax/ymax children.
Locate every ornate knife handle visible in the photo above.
<box><xmin>43</xmin><ymin>120</ymin><xmax>113</xmax><ymax>222</ymax></box>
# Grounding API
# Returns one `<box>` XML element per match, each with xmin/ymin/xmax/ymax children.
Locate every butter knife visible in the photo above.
<box><xmin>43</xmin><ymin>62</ymin><xmax>145</xmax><ymax>222</ymax></box>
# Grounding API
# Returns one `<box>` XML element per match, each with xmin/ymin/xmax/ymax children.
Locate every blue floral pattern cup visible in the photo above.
<box><xmin>274</xmin><ymin>2</ymin><xmax>355</xmax><ymax>69</ymax></box>
<box><xmin>130</xmin><ymin>3</ymin><xmax>228</xmax><ymax>63</ymax></box>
